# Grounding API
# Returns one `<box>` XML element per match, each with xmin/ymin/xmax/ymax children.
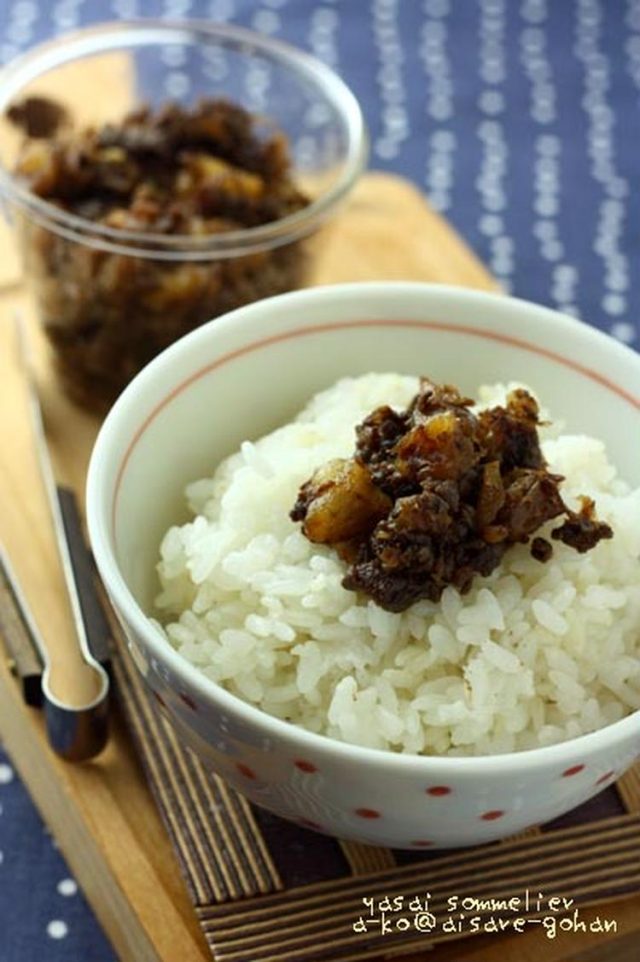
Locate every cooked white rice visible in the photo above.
<box><xmin>155</xmin><ymin>374</ymin><xmax>640</xmax><ymax>755</ymax></box>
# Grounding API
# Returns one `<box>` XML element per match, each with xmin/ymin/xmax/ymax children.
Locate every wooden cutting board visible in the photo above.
<box><xmin>1</xmin><ymin>171</ymin><xmax>638</xmax><ymax>962</ymax></box>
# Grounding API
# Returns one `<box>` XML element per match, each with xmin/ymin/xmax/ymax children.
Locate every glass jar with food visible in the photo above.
<box><xmin>0</xmin><ymin>21</ymin><xmax>366</xmax><ymax>411</ymax></box>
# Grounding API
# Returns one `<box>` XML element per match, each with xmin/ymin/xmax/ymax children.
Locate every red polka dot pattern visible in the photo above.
<box><xmin>236</xmin><ymin>763</ymin><xmax>256</xmax><ymax>780</ymax></box>
<box><xmin>480</xmin><ymin>810</ymin><xmax>505</xmax><ymax>821</ymax></box>
<box><xmin>562</xmin><ymin>764</ymin><xmax>586</xmax><ymax>777</ymax></box>
<box><xmin>355</xmin><ymin>808</ymin><xmax>381</xmax><ymax>819</ymax></box>
<box><xmin>426</xmin><ymin>785</ymin><xmax>451</xmax><ymax>797</ymax></box>
<box><xmin>294</xmin><ymin>759</ymin><xmax>318</xmax><ymax>773</ymax></box>
<box><xmin>595</xmin><ymin>770</ymin><xmax>615</xmax><ymax>785</ymax></box>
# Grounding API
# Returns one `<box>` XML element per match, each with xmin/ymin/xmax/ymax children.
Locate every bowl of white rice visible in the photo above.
<box><xmin>87</xmin><ymin>282</ymin><xmax>640</xmax><ymax>848</ymax></box>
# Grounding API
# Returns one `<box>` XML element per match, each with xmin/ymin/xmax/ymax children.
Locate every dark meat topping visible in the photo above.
<box><xmin>530</xmin><ymin>536</ymin><xmax>553</xmax><ymax>563</ymax></box>
<box><xmin>551</xmin><ymin>496</ymin><xmax>614</xmax><ymax>553</ymax></box>
<box><xmin>290</xmin><ymin>379</ymin><xmax>614</xmax><ymax>612</ymax></box>
<box><xmin>7</xmin><ymin>95</ymin><xmax>70</xmax><ymax>139</ymax></box>
<box><xmin>11</xmin><ymin>98</ymin><xmax>310</xmax><ymax>411</ymax></box>
<box><xmin>14</xmin><ymin>98</ymin><xmax>308</xmax><ymax>233</ymax></box>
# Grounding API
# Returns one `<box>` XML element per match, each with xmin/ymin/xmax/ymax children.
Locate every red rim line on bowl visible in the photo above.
<box><xmin>111</xmin><ymin>316</ymin><xmax>640</xmax><ymax>547</ymax></box>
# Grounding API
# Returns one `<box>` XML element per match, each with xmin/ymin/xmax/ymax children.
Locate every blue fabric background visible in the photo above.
<box><xmin>1</xmin><ymin>1</ymin><xmax>639</xmax><ymax>958</ymax></box>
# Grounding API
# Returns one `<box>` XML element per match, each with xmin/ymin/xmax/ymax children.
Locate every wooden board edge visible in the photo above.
<box><xmin>352</xmin><ymin>172</ymin><xmax>499</xmax><ymax>290</ymax></box>
<box><xmin>0</xmin><ymin>654</ymin><xmax>210</xmax><ymax>962</ymax></box>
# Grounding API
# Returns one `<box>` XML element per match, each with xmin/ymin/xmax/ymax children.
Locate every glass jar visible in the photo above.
<box><xmin>0</xmin><ymin>21</ymin><xmax>366</xmax><ymax>411</ymax></box>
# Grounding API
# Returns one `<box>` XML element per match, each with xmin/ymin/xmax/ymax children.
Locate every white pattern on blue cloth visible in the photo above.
<box><xmin>0</xmin><ymin>2</ymin><xmax>639</xmax><ymax>959</ymax></box>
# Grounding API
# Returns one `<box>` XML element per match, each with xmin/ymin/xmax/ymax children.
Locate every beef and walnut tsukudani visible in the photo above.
<box><xmin>291</xmin><ymin>380</ymin><xmax>613</xmax><ymax>611</ymax></box>
<box><xmin>11</xmin><ymin>98</ymin><xmax>310</xmax><ymax>410</ymax></box>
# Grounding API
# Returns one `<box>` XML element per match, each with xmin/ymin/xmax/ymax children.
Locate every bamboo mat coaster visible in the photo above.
<box><xmin>99</xmin><ymin>600</ymin><xmax>640</xmax><ymax>962</ymax></box>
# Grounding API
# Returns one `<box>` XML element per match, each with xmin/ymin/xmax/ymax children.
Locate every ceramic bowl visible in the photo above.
<box><xmin>87</xmin><ymin>282</ymin><xmax>640</xmax><ymax>848</ymax></box>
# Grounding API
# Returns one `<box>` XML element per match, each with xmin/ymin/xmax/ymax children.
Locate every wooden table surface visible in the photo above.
<box><xmin>1</xmin><ymin>171</ymin><xmax>638</xmax><ymax>962</ymax></box>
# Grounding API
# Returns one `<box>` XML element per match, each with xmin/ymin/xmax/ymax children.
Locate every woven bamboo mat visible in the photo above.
<box><xmin>98</xmin><ymin>596</ymin><xmax>640</xmax><ymax>962</ymax></box>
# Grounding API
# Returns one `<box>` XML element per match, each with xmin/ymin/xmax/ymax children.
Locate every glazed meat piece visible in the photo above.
<box><xmin>356</xmin><ymin>383</ymin><xmax>477</xmax><ymax>497</ymax></box>
<box><xmin>497</xmin><ymin>469</ymin><xmax>566</xmax><ymax>542</ymax></box>
<box><xmin>476</xmin><ymin>388</ymin><xmax>545</xmax><ymax>472</ymax></box>
<box><xmin>475</xmin><ymin>460</ymin><xmax>505</xmax><ymax>532</ymax></box>
<box><xmin>290</xmin><ymin>378</ymin><xmax>614</xmax><ymax>612</ymax></box>
<box><xmin>531</xmin><ymin>536</ymin><xmax>553</xmax><ymax>562</ymax></box>
<box><xmin>7</xmin><ymin>95</ymin><xmax>69</xmax><ymax>138</ymax></box>
<box><xmin>394</xmin><ymin>409</ymin><xmax>477</xmax><ymax>482</ymax></box>
<box><xmin>552</xmin><ymin>496</ymin><xmax>614</xmax><ymax>553</ymax></box>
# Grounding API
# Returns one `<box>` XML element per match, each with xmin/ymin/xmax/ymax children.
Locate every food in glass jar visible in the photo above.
<box><xmin>12</xmin><ymin>99</ymin><xmax>311</xmax><ymax>411</ymax></box>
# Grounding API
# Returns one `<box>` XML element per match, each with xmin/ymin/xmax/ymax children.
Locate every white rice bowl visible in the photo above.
<box><xmin>155</xmin><ymin>374</ymin><xmax>640</xmax><ymax>756</ymax></box>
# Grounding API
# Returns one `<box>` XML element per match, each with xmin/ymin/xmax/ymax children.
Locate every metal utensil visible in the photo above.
<box><xmin>15</xmin><ymin>316</ymin><xmax>110</xmax><ymax>761</ymax></box>
<box><xmin>0</xmin><ymin>546</ymin><xmax>45</xmax><ymax>707</ymax></box>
